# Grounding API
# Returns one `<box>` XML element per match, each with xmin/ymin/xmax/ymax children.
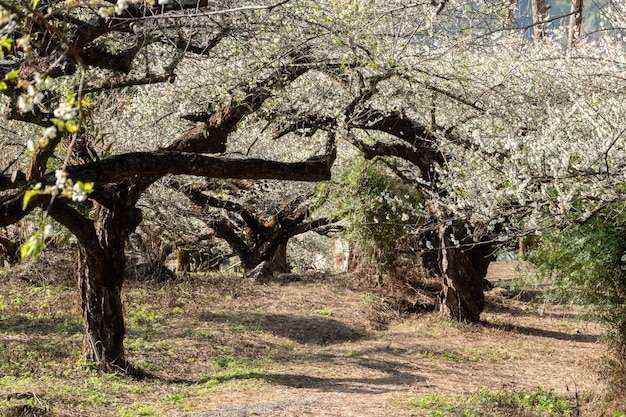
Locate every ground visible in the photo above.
<box><xmin>0</xmin><ymin>255</ymin><xmax>621</xmax><ymax>416</ymax></box>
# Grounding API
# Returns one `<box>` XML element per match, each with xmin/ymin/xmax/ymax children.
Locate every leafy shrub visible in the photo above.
<box><xmin>316</xmin><ymin>157</ymin><xmax>422</xmax><ymax>271</ymax></box>
<box><xmin>526</xmin><ymin>205</ymin><xmax>626</xmax><ymax>394</ymax></box>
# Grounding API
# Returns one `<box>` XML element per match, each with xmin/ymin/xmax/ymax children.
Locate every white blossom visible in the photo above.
<box><xmin>55</xmin><ymin>170</ymin><xmax>67</xmax><ymax>190</ymax></box>
<box><xmin>43</xmin><ymin>126</ymin><xmax>57</xmax><ymax>140</ymax></box>
<box><xmin>53</xmin><ymin>102</ymin><xmax>78</xmax><ymax>121</ymax></box>
<box><xmin>98</xmin><ymin>7</ymin><xmax>114</xmax><ymax>18</ymax></box>
<box><xmin>17</xmin><ymin>95</ymin><xmax>34</xmax><ymax>112</ymax></box>
<box><xmin>114</xmin><ymin>0</ymin><xmax>128</xmax><ymax>15</ymax></box>
<box><xmin>72</xmin><ymin>183</ymin><xmax>88</xmax><ymax>202</ymax></box>
<box><xmin>43</xmin><ymin>224</ymin><xmax>54</xmax><ymax>239</ymax></box>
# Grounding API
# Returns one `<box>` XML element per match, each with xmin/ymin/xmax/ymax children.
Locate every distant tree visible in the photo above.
<box><xmin>532</xmin><ymin>0</ymin><xmax>549</xmax><ymax>40</ymax></box>
<box><xmin>568</xmin><ymin>0</ymin><xmax>584</xmax><ymax>48</ymax></box>
<box><xmin>173</xmin><ymin>178</ymin><xmax>336</xmax><ymax>274</ymax></box>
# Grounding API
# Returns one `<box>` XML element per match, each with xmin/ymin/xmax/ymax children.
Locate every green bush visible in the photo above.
<box><xmin>316</xmin><ymin>157</ymin><xmax>421</xmax><ymax>271</ymax></box>
<box><xmin>527</xmin><ymin>205</ymin><xmax>626</xmax><ymax>393</ymax></box>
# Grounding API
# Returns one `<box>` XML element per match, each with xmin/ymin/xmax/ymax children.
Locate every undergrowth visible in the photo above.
<box><xmin>409</xmin><ymin>387</ymin><xmax>575</xmax><ymax>417</ymax></box>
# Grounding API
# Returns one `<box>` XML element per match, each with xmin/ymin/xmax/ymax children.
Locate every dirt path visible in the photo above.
<box><xmin>177</xmin><ymin>264</ymin><xmax>603</xmax><ymax>416</ymax></box>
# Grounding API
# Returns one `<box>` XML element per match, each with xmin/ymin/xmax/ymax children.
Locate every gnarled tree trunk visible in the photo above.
<box><xmin>438</xmin><ymin>223</ymin><xmax>494</xmax><ymax>322</ymax></box>
<box><xmin>269</xmin><ymin>241</ymin><xmax>289</xmax><ymax>273</ymax></box>
<box><xmin>78</xmin><ymin>246</ymin><xmax>127</xmax><ymax>370</ymax></box>
<box><xmin>78</xmin><ymin>195</ymin><xmax>143</xmax><ymax>374</ymax></box>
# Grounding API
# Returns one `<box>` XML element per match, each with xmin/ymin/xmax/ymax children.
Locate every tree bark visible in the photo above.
<box><xmin>76</xmin><ymin>190</ymin><xmax>143</xmax><ymax>374</ymax></box>
<box><xmin>269</xmin><ymin>241</ymin><xmax>289</xmax><ymax>273</ymax></box>
<box><xmin>568</xmin><ymin>0</ymin><xmax>583</xmax><ymax>50</ymax></box>
<box><xmin>78</xmin><ymin>246</ymin><xmax>128</xmax><ymax>371</ymax></box>
<box><xmin>532</xmin><ymin>0</ymin><xmax>548</xmax><ymax>42</ymax></box>
<box><xmin>438</xmin><ymin>223</ymin><xmax>494</xmax><ymax>322</ymax></box>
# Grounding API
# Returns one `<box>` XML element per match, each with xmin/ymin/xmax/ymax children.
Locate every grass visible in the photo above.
<box><xmin>0</xmin><ymin>257</ymin><xmax>617</xmax><ymax>416</ymax></box>
<box><xmin>409</xmin><ymin>387</ymin><xmax>579</xmax><ymax>417</ymax></box>
<box><xmin>408</xmin><ymin>387</ymin><xmax>574</xmax><ymax>417</ymax></box>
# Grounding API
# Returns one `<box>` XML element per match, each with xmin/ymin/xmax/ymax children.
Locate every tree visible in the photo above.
<box><xmin>568</xmin><ymin>0</ymin><xmax>584</xmax><ymax>48</ymax></box>
<box><xmin>173</xmin><ymin>178</ymin><xmax>336</xmax><ymax>274</ymax></box>
<box><xmin>0</xmin><ymin>2</ymin><xmax>512</xmax><ymax>349</ymax></box>
<box><xmin>0</xmin><ymin>0</ymin><xmax>335</xmax><ymax>373</ymax></box>
<box><xmin>532</xmin><ymin>0</ymin><xmax>549</xmax><ymax>41</ymax></box>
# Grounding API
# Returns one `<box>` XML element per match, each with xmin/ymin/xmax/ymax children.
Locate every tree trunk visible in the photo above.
<box><xmin>78</xmin><ymin>198</ymin><xmax>143</xmax><ymax>375</ymax></box>
<box><xmin>269</xmin><ymin>241</ymin><xmax>289</xmax><ymax>273</ymax></box>
<box><xmin>532</xmin><ymin>0</ymin><xmax>548</xmax><ymax>42</ymax></box>
<box><xmin>438</xmin><ymin>224</ymin><xmax>494</xmax><ymax>322</ymax></box>
<box><xmin>568</xmin><ymin>0</ymin><xmax>583</xmax><ymax>50</ymax></box>
<box><xmin>78</xmin><ymin>246</ymin><xmax>127</xmax><ymax>371</ymax></box>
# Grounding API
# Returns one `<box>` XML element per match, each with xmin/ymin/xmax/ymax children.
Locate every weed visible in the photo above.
<box><xmin>443</xmin><ymin>352</ymin><xmax>462</xmax><ymax>362</ymax></box>
<box><xmin>56</xmin><ymin>318</ymin><xmax>83</xmax><ymax>334</ymax></box>
<box><xmin>316</xmin><ymin>308</ymin><xmax>336</xmax><ymax>316</ymax></box>
<box><xmin>119</xmin><ymin>401</ymin><xmax>154</xmax><ymax>416</ymax></box>
<box><xmin>414</xmin><ymin>350</ymin><xmax>437</xmax><ymax>361</ymax></box>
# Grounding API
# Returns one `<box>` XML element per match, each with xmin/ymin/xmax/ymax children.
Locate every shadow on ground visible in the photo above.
<box><xmin>481</xmin><ymin>321</ymin><xmax>598</xmax><ymax>343</ymax></box>
<box><xmin>199</xmin><ymin>312</ymin><xmax>367</xmax><ymax>345</ymax></box>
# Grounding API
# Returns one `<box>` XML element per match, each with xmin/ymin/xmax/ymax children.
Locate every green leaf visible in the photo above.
<box><xmin>77</xmin><ymin>181</ymin><xmax>95</xmax><ymax>193</ymax></box>
<box><xmin>65</xmin><ymin>119</ymin><xmax>79</xmax><ymax>133</ymax></box>
<box><xmin>0</xmin><ymin>81</ymin><xmax>7</xmax><ymax>90</ymax></box>
<box><xmin>50</xmin><ymin>118</ymin><xmax>66</xmax><ymax>130</ymax></box>
<box><xmin>22</xmin><ymin>189</ymin><xmax>40</xmax><ymax>211</ymax></box>
<box><xmin>32</xmin><ymin>0</ymin><xmax>40</xmax><ymax>9</ymax></box>
<box><xmin>5</xmin><ymin>69</ymin><xmax>19</xmax><ymax>80</ymax></box>
<box><xmin>0</xmin><ymin>35</ymin><xmax>13</xmax><ymax>52</ymax></box>
<box><xmin>20</xmin><ymin>233</ymin><xmax>45</xmax><ymax>260</ymax></box>
<box><xmin>20</xmin><ymin>241</ymin><xmax>32</xmax><ymax>259</ymax></box>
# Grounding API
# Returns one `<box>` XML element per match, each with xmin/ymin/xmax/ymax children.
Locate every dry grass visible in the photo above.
<box><xmin>0</xmin><ymin>257</ymin><xmax>621</xmax><ymax>416</ymax></box>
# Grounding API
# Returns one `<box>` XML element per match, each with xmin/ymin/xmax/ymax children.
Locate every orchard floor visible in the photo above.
<box><xmin>0</xmin><ymin>258</ymin><xmax>618</xmax><ymax>416</ymax></box>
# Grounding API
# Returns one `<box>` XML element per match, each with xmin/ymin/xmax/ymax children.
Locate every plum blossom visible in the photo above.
<box><xmin>115</xmin><ymin>0</ymin><xmax>128</xmax><ymax>15</ymax></box>
<box><xmin>55</xmin><ymin>170</ymin><xmax>67</xmax><ymax>190</ymax></box>
<box><xmin>43</xmin><ymin>126</ymin><xmax>57</xmax><ymax>140</ymax></box>
<box><xmin>72</xmin><ymin>183</ymin><xmax>88</xmax><ymax>202</ymax></box>
<box><xmin>53</xmin><ymin>102</ymin><xmax>78</xmax><ymax>121</ymax></box>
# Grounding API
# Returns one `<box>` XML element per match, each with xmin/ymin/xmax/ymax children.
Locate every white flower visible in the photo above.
<box><xmin>114</xmin><ymin>0</ymin><xmax>128</xmax><ymax>14</ymax></box>
<box><xmin>43</xmin><ymin>125</ymin><xmax>57</xmax><ymax>139</ymax></box>
<box><xmin>98</xmin><ymin>7</ymin><xmax>114</xmax><ymax>18</ymax></box>
<box><xmin>158</xmin><ymin>0</ymin><xmax>171</xmax><ymax>4</ymax></box>
<box><xmin>72</xmin><ymin>183</ymin><xmax>88</xmax><ymax>202</ymax></box>
<box><xmin>26</xmin><ymin>84</ymin><xmax>44</xmax><ymax>104</ymax></box>
<box><xmin>17</xmin><ymin>94</ymin><xmax>34</xmax><ymax>112</ymax></box>
<box><xmin>26</xmin><ymin>139</ymin><xmax>36</xmax><ymax>153</ymax></box>
<box><xmin>33</xmin><ymin>73</ymin><xmax>51</xmax><ymax>88</ymax></box>
<box><xmin>55</xmin><ymin>170</ymin><xmax>67</xmax><ymax>190</ymax></box>
<box><xmin>16</xmin><ymin>34</ymin><xmax>31</xmax><ymax>51</ymax></box>
<box><xmin>53</xmin><ymin>102</ymin><xmax>78</xmax><ymax>121</ymax></box>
